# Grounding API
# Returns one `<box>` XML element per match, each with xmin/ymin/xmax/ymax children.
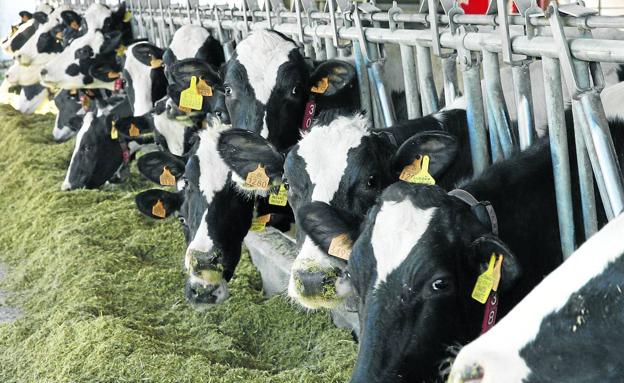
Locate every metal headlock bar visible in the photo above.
<box><xmin>73</xmin><ymin>0</ymin><xmax>624</xmax><ymax>258</ymax></box>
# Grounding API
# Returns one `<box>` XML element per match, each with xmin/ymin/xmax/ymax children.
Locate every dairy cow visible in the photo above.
<box><xmin>448</xmin><ymin>212</ymin><xmax>624</xmax><ymax>383</ymax></box>
<box><xmin>296</xmin><ymin>117</ymin><xmax>624</xmax><ymax>382</ymax></box>
<box><xmin>40</xmin><ymin>3</ymin><xmax>132</xmax><ymax>90</ymax></box>
<box><xmin>52</xmin><ymin>89</ymin><xmax>85</xmax><ymax>142</ymax></box>
<box><xmin>217</xmin><ymin>101</ymin><xmax>470</xmax><ymax>309</ymax></box>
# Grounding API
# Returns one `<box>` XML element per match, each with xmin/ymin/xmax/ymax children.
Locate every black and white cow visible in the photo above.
<box><xmin>61</xmin><ymin>94</ymin><xmax>135</xmax><ymax>190</ymax></box>
<box><xmin>162</xmin><ymin>24</ymin><xmax>225</xmax><ymax>76</ymax></box>
<box><xmin>135</xmin><ymin>122</ymin><xmax>256</xmax><ymax>304</ymax></box>
<box><xmin>217</xmin><ymin>101</ymin><xmax>470</xmax><ymax>309</ymax></box>
<box><xmin>11</xmin><ymin>83</ymin><xmax>49</xmax><ymax>114</ymax></box>
<box><xmin>296</xmin><ymin>118</ymin><xmax>624</xmax><ymax>382</ymax></box>
<box><xmin>52</xmin><ymin>89</ymin><xmax>85</xmax><ymax>142</ymax></box>
<box><xmin>448</xmin><ymin>212</ymin><xmax>624</xmax><ymax>383</ymax></box>
<box><xmin>40</xmin><ymin>3</ymin><xmax>132</xmax><ymax>90</ymax></box>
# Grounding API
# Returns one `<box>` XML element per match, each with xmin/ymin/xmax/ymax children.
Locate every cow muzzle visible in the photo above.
<box><xmin>447</xmin><ymin>363</ymin><xmax>484</xmax><ymax>383</ymax></box>
<box><xmin>184</xmin><ymin>249</ymin><xmax>228</xmax><ymax>305</ymax></box>
<box><xmin>289</xmin><ymin>260</ymin><xmax>351</xmax><ymax>309</ymax></box>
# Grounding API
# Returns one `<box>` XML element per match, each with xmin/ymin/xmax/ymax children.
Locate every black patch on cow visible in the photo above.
<box><xmin>36</xmin><ymin>24</ymin><xmax>65</xmax><ymax>54</ymax></box>
<box><xmin>520</xmin><ymin>254</ymin><xmax>624</xmax><ymax>382</ymax></box>
<box><xmin>23</xmin><ymin>83</ymin><xmax>44</xmax><ymax>100</ymax></box>
<box><xmin>65</xmin><ymin>63</ymin><xmax>80</xmax><ymax>76</ymax></box>
<box><xmin>32</xmin><ymin>12</ymin><xmax>48</xmax><ymax>24</ymax></box>
<box><xmin>10</xmin><ymin>22</ymin><xmax>38</xmax><ymax>52</ymax></box>
<box><xmin>195</xmin><ymin>34</ymin><xmax>225</xmax><ymax>70</ymax></box>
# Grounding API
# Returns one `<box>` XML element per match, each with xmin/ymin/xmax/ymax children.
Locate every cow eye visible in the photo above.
<box><xmin>178</xmin><ymin>216</ymin><xmax>187</xmax><ymax>226</ymax></box>
<box><xmin>83</xmin><ymin>145</ymin><xmax>93</xmax><ymax>152</ymax></box>
<box><xmin>431</xmin><ymin>279</ymin><xmax>448</xmax><ymax>291</ymax></box>
<box><xmin>292</xmin><ymin>86</ymin><xmax>298</xmax><ymax>95</ymax></box>
<box><xmin>366</xmin><ymin>175</ymin><xmax>377</xmax><ymax>189</ymax></box>
<box><xmin>224</xmin><ymin>85</ymin><xmax>232</xmax><ymax>97</ymax></box>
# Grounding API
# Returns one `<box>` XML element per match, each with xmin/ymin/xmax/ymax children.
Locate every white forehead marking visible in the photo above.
<box><xmin>169</xmin><ymin>24</ymin><xmax>210</xmax><ymax>59</ymax></box>
<box><xmin>372</xmin><ymin>199</ymin><xmax>436</xmax><ymax>288</ymax></box>
<box><xmin>196</xmin><ymin>122</ymin><xmax>231</xmax><ymax>203</ymax></box>
<box><xmin>124</xmin><ymin>42</ymin><xmax>154</xmax><ymax>116</ymax></box>
<box><xmin>450</xmin><ymin>213</ymin><xmax>624</xmax><ymax>383</ymax></box>
<box><xmin>153</xmin><ymin>112</ymin><xmax>190</xmax><ymax>157</ymax></box>
<box><xmin>297</xmin><ymin>114</ymin><xmax>370</xmax><ymax>203</ymax></box>
<box><xmin>235</xmin><ymin>30</ymin><xmax>297</xmax><ymax>105</ymax></box>
<box><xmin>187</xmin><ymin>211</ymin><xmax>214</xmax><ymax>254</ymax></box>
<box><xmin>63</xmin><ymin>111</ymin><xmax>95</xmax><ymax>188</ymax></box>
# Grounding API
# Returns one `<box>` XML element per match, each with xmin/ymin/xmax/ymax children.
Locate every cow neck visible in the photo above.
<box><xmin>447</xmin><ymin>188</ymin><xmax>500</xmax><ymax>335</ymax></box>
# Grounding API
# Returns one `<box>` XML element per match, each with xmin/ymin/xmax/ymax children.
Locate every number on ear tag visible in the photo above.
<box><xmin>179</xmin><ymin>76</ymin><xmax>203</xmax><ymax>111</ymax></box>
<box><xmin>269</xmin><ymin>184</ymin><xmax>288</xmax><ymax>206</ymax></box>
<box><xmin>328</xmin><ymin>234</ymin><xmax>352</xmax><ymax>260</ymax></box>
<box><xmin>406</xmin><ymin>155</ymin><xmax>436</xmax><ymax>185</ymax></box>
<box><xmin>159</xmin><ymin>166</ymin><xmax>176</xmax><ymax>186</ymax></box>
<box><xmin>399</xmin><ymin>156</ymin><xmax>423</xmax><ymax>182</ymax></box>
<box><xmin>245</xmin><ymin>164</ymin><xmax>270</xmax><ymax>190</ymax></box>
<box><xmin>152</xmin><ymin>199</ymin><xmax>167</xmax><ymax>218</ymax></box>
<box><xmin>129</xmin><ymin>123</ymin><xmax>140</xmax><ymax>137</ymax></box>
<box><xmin>471</xmin><ymin>254</ymin><xmax>496</xmax><ymax>304</ymax></box>
<box><xmin>250</xmin><ymin>214</ymin><xmax>271</xmax><ymax>232</ymax></box>
<box><xmin>196</xmin><ymin>78</ymin><xmax>213</xmax><ymax>97</ymax></box>
<box><xmin>311</xmin><ymin>77</ymin><xmax>329</xmax><ymax>94</ymax></box>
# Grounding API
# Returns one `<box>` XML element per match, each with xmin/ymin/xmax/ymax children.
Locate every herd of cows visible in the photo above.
<box><xmin>2</xmin><ymin>2</ymin><xmax>624</xmax><ymax>382</ymax></box>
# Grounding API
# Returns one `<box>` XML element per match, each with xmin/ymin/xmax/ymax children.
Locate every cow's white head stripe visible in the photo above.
<box><xmin>372</xmin><ymin>199</ymin><xmax>436</xmax><ymax>288</ymax></box>
<box><xmin>62</xmin><ymin>111</ymin><xmax>95</xmax><ymax>190</ymax></box>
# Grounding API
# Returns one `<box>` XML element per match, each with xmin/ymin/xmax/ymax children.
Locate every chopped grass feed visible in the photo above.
<box><xmin>0</xmin><ymin>105</ymin><xmax>357</xmax><ymax>382</ymax></box>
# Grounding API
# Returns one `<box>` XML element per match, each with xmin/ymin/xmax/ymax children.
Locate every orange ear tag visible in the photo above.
<box><xmin>245</xmin><ymin>164</ymin><xmax>270</xmax><ymax>190</ymax></box>
<box><xmin>70</xmin><ymin>20</ymin><xmax>80</xmax><ymax>30</ymax></box>
<box><xmin>311</xmin><ymin>77</ymin><xmax>329</xmax><ymax>94</ymax></box>
<box><xmin>328</xmin><ymin>234</ymin><xmax>352</xmax><ymax>260</ymax></box>
<box><xmin>107</xmin><ymin>71</ymin><xmax>120</xmax><ymax>79</ymax></box>
<box><xmin>250</xmin><ymin>214</ymin><xmax>271</xmax><ymax>232</ymax></box>
<box><xmin>196</xmin><ymin>78</ymin><xmax>213</xmax><ymax>97</ymax></box>
<box><xmin>129</xmin><ymin>123</ymin><xmax>140</xmax><ymax>137</ymax></box>
<box><xmin>159</xmin><ymin>166</ymin><xmax>176</xmax><ymax>186</ymax></box>
<box><xmin>150</xmin><ymin>57</ymin><xmax>163</xmax><ymax>69</ymax></box>
<box><xmin>152</xmin><ymin>199</ymin><xmax>167</xmax><ymax>218</ymax></box>
<box><xmin>399</xmin><ymin>156</ymin><xmax>423</xmax><ymax>182</ymax></box>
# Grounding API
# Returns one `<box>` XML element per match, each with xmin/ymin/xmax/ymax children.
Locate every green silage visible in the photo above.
<box><xmin>0</xmin><ymin>105</ymin><xmax>356</xmax><ymax>383</ymax></box>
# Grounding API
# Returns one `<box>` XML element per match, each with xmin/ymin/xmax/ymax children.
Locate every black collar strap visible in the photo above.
<box><xmin>372</xmin><ymin>129</ymin><xmax>398</xmax><ymax>147</ymax></box>
<box><xmin>448</xmin><ymin>189</ymin><xmax>499</xmax><ymax>236</ymax></box>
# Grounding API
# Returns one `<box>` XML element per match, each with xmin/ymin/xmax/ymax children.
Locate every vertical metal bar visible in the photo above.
<box><xmin>399</xmin><ymin>44</ymin><xmax>422</xmax><ymax>119</ymax></box>
<box><xmin>487</xmin><ymin>105</ymin><xmax>503</xmax><ymax>163</ymax></box>
<box><xmin>542</xmin><ymin>57</ymin><xmax>575</xmax><ymax>258</ymax></box>
<box><xmin>416</xmin><ymin>45</ymin><xmax>439</xmax><ymax>116</ymax></box>
<box><xmin>325</xmin><ymin>38</ymin><xmax>338</xmax><ymax>59</ymax></box>
<box><xmin>461</xmin><ymin>59</ymin><xmax>489</xmax><ymax>175</ymax></box>
<box><xmin>137</xmin><ymin>0</ymin><xmax>146</xmax><ymax>38</ymax></box>
<box><xmin>266</xmin><ymin>0</ymin><xmax>273</xmax><ymax>30</ymax></box>
<box><xmin>353</xmin><ymin>43</ymin><xmax>373</xmax><ymax>125</ymax></box>
<box><xmin>167</xmin><ymin>5</ymin><xmax>176</xmax><ymax>37</ymax></box>
<box><xmin>482</xmin><ymin>50</ymin><xmax>515</xmax><ymax>158</ymax></box>
<box><xmin>370</xmin><ymin>61</ymin><xmax>396</xmax><ymax>127</ymax></box>
<box><xmin>511</xmin><ymin>62</ymin><xmax>535</xmax><ymax>150</ymax></box>
<box><xmin>441</xmin><ymin>54</ymin><xmax>459</xmax><ymax>107</ymax></box>
<box><xmin>147</xmin><ymin>0</ymin><xmax>157</xmax><ymax>43</ymax></box>
<box><xmin>186</xmin><ymin>0</ymin><xmax>192</xmax><ymax>24</ymax></box>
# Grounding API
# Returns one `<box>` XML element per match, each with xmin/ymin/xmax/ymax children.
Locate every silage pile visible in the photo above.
<box><xmin>0</xmin><ymin>105</ymin><xmax>356</xmax><ymax>382</ymax></box>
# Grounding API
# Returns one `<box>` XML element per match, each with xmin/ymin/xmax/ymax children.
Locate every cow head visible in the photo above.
<box><xmin>120</xmin><ymin>42</ymin><xmax>167</xmax><ymax>115</ymax></box>
<box><xmin>61</xmin><ymin>95</ymin><xmax>132</xmax><ymax>190</ymax></box>
<box><xmin>41</xmin><ymin>3</ymin><xmax>132</xmax><ymax>90</ymax></box>
<box><xmin>52</xmin><ymin>89</ymin><xmax>84</xmax><ymax>142</ymax></box>
<box><xmin>217</xmin><ymin>108</ymin><xmax>471</xmax><ymax>309</ymax></box>
<box><xmin>297</xmin><ymin>182</ymin><xmax>521</xmax><ymax>383</ymax></box>
<box><xmin>135</xmin><ymin>123</ymin><xmax>254</xmax><ymax>305</ymax></box>
<box><xmin>162</xmin><ymin>24</ymin><xmax>225</xmax><ymax>78</ymax></box>
<box><xmin>12</xmin><ymin>83</ymin><xmax>48</xmax><ymax>114</ymax></box>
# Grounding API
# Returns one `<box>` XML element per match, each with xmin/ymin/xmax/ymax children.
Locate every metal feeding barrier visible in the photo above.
<box><xmin>67</xmin><ymin>0</ymin><xmax>624</xmax><ymax>258</ymax></box>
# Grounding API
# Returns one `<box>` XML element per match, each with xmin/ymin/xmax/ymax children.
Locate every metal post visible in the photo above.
<box><xmin>482</xmin><ymin>50</ymin><xmax>516</xmax><ymax>158</ymax></box>
<box><xmin>440</xmin><ymin>54</ymin><xmax>459</xmax><ymax>107</ymax></box>
<box><xmin>542</xmin><ymin>56</ymin><xmax>575</xmax><ymax>258</ymax></box>
<box><xmin>511</xmin><ymin>62</ymin><xmax>535</xmax><ymax>150</ymax></box>
<box><xmin>415</xmin><ymin>45</ymin><xmax>439</xmax><ymax>116</ymax></box>
<box><xmin>353</xmin><ymin>43</ymin><xmax>373</xmax><ymax>125</ymax></box>
<box><xmin>400</xmin><ymin>45</ymin><xmax>421</xmax><ymax>119</ymax></box>
<box><xmin>325</xmin><ymin>38</ymin><xmax>338</xmax><ymax>58</ymax></box>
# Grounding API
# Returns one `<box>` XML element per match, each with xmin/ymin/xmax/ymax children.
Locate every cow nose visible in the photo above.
<box><xmin>448</xmin><ymin>363</ymin><xmax>484</xmax><ymax>383</ymax></box>
<box><xmin>184</xmin><ymin>279</ymin><xmax>223</xmax><ymax>304</ymax></box>
<box><xmin>40</xmin><ymin>68</ymin><xmax>48</xmax><ymax>76</ymax></box>
<box><xmin>292</xmin><ymin>269</ymin><xmax>338</xmax><ymax>298</ymax></box>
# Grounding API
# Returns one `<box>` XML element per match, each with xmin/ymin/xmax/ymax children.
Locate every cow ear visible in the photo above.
<box><xmin>297</xmin><ymin>201</ymin><xmax>359</xmax><ymax>256</ymax></box>
<box><xmin>309</xmin><ymin>60</ymin><xmax>356</xmax><ymax>98</ymax></box>
<box><xmin>19</xmin><ymin>11</ymin><xmax>33</xmax><ymax>22</ymax></box>
<box><xmin>137</xmin><ymin>151</ymin><xmax>186</xmax><ymax>186</ymax></box>
<box><xmin>100</xmin><ymin>31</ymin><xmax>123</xmax><ymax>55</ymax></box>
<box><xmin>217</xmin><ymin>129</ymin><xmax>285</xmax><ymax>190</ymax></box>
<box><xmin>89</xmin><ymin>61</ymin><xmax>122</xmax><ymax>83</ymax></box>
<box><xmin>114</xmin><ymin>116</ymin><xmax>153</xmax><ymax>138</ymax></box>
<box><xmin>469</xmin><ymin>234</ymin><xmax>522</xmax><ymax>294</ymax></box>
<box><xmin>391</xmin><ymin>131</ymin><xmax>459</xmax><ymax>179</ymax></box>
<box><xmin>135</xmin><ymin>189</ymin><xmax>182</xmax><ymax>219</ymax></box>
<box><xmin>32</xmin><ymin>12</ymin><xmax>48</xmax><ymax>24</ymax></box>
<box><xmin>61</xmin><ymin>11</ymin><xmax>81</xmax><ymax>30</ymax></box>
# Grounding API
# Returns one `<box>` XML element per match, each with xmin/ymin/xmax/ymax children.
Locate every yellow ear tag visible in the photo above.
<box><xmin>311</xmin><ymin>77</ymin><xmax>329</xmax><ymax>94</ymax></box>
<box><xmin>399</xmin><ymin>156</ymin><xmax>423</xmax><ymax>182</ymax></box>
<box><xmin>250</xmin><ymin>214</ymin><xmax>271</xmax><ymax>232</ymax></box>
<box><xmin>107</xmin><ymin>71</ymin><xmax>120</xmax><ymax>79</ymax></box>
<box><xmin>123</xmin><ymin>11</ymin><xmax>133</xmax><ymax>23</ymax></box>
<box><xmin>269</xmin><ymin>184</ymin><xmax>288</xmax><ymax>206</ymax></box>
<box><xmin>245</xmin><ymin>164</ymin><xmax>270</xmax><ymax>190</ymax></box>
<box><xmin>196</xmin><ymin>78</ymin><xmax>213</xmax><ymax>97</ymax></box>
<box><xmin>471</xmin><ymin>254</ymin><xmax>497</xmax><ymax>304</ymax></box>
<box><xmin>111</xmin><ymin>125</ymin><xmax>118</xmax><ymax>140</ymax></box>
<box><xmin>150</xmin><ymin>57</ymin><xmax>163</xmax><ymax>69</ymax></box>
<box><xmin>491</xmin><ymin>254</ymin><xmax>504</xmax><ymax>292</ymax></box>
<box><xmin>159</xmin><ymin>166</ymin><xmax>176</xmax><ymax>186</ymax></box>
<box><xmin>328</xmin><ymin>233</ymin><xmax>352</xmax><ymax>260</ymax></box>
<box><xmin>115</xmin><ymin>45</ymin><xmax>126</xmax><ymax>57</ymax></box>
<box><xmin>152</xmin><ymin>199</ymin><xmax>167</xmax><ymax>218</ymax></box>
<box><xmin>129</xmin><ymin>123</ymin><xmax>140</xmax><ymax>137</ymax></box>
<box><xmin>179</xmin><ymin>76</ymin><xmax>203</xmax><ymax>111</ymax></box>
<box><xmin>407</xmin><ymin>155</ymin><xmax>436</xmax><ymax>185</ymax></box>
